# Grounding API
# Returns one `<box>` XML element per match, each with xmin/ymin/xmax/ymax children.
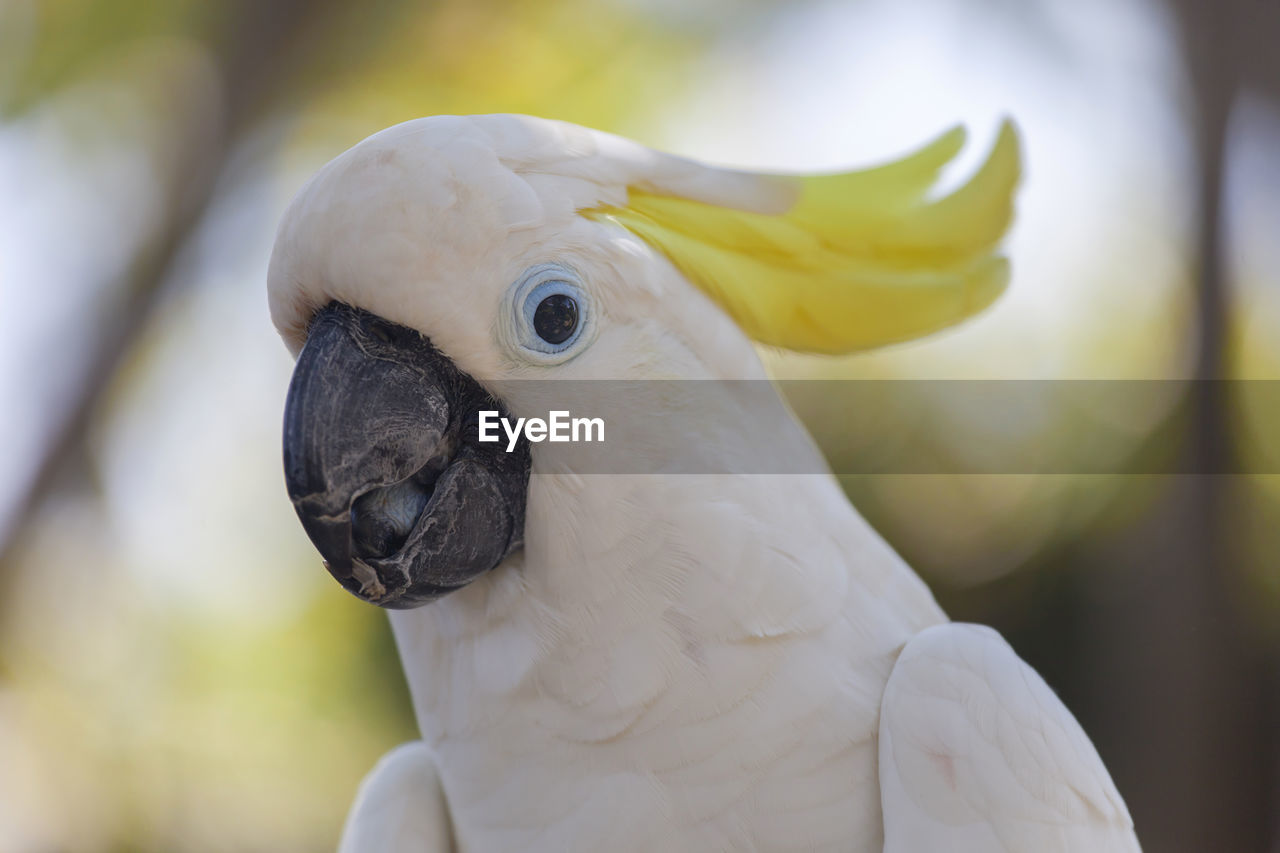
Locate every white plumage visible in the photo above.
<box><xmin>269</xmin><ymin>114</ymin><xmax>1140</xmax><ymax>852</ymax></box>
<box><xmin>339</xmin><ymin>742</ymin><xmax>452</xmax><ymax>853</ymax></box>
<box><xmin>880</xmin><ymin>625</ymin><xmax>1138</xmax><ymax>852</ymax></box>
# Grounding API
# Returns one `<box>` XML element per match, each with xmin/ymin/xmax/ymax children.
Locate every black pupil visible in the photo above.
<box><xmin>533</xmin><ymin>294</ymin><xmax>578</xmax><ymax>345</ymax></box>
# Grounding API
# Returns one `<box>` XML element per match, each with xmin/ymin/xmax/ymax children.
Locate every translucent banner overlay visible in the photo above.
<box><xmin>479</xmin><ymin>380</ymin><xmax>1279</xmax><ymax>475</ymax></box>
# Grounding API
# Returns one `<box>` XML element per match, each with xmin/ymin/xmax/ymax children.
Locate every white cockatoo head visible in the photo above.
<box><xmin>269</xmin><ymin>114</ymin><xmax>1019</xmax><ymax>608</ymax></box>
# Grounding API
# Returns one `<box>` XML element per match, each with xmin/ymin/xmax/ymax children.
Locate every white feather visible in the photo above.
<box><xmin>338</xmin><ymin>741</ymin><xmax>452</xmax><ymax>853</ymax></box>
<box><xmin>879</xmin><ymin>623</ymin><xmax>1140</xmax><ymax>852</ymax></box>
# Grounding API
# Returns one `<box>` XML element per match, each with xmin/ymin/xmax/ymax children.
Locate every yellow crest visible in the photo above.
<box><xmin>584</xmin><ymin>121</ymin><xmax>1021</xmax><ymax>354</ymax></box>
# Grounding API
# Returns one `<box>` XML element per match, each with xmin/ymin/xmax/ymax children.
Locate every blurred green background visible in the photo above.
<box><xmin>1</xmin><ymin>0</ymin><xmax>1278</xmax><ymax>850</ymax></box>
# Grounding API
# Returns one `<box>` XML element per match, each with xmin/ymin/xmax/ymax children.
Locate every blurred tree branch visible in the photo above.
<box><xmin>0</xmin><ymin>0</ymin><xmax>414</xmax><ymax>572</ymax></box>
<box><xmin>1078</xmin><ymin>2</ymin><xmax>1280</xmax><ymax>852</ymax></box>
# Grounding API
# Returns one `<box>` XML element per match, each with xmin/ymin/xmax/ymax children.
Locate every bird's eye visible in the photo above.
<box><xmin>533</xmin><ymin>294</ymin><xmax>578</xmax><ymax>344</ymax></box>
<box><xmin>507</xmin><ymin>264</ymin><xmax>592</xmax><ymax>362</ymax></box>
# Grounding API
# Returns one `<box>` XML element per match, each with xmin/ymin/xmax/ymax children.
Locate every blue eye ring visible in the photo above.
<box><xmin>505</xmin><ymin>264</ymin><xmax>593</xmax><ymax>363</ymax></box>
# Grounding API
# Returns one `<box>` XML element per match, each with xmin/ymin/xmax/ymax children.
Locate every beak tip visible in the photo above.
<box><xmin>321</xmin><ymin>556</ymin><xmax>354</xmax><ymax>580</ymax></box>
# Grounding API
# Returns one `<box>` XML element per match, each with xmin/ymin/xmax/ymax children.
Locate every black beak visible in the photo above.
<box><xmin>283</xmin><ymin>302</ymin><xmax>530</xmax><ymax>608</ymax></box>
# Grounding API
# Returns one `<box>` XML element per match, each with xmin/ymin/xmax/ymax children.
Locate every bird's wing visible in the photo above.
<box><xmin>878</xmin><ymin>623</ymin><xmax>1140</xmax><ymax>852</ymax></box>
<box><xmin>338</xmin><ymin>741</ymin><xmax>454</xmax><ymax>853</ymax></box>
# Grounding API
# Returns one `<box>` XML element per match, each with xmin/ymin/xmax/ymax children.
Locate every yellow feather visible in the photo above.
<box><xmin>583</xmin><ymin>120</ymin><xmax>1022</xmax><ymax>354</ymax></box>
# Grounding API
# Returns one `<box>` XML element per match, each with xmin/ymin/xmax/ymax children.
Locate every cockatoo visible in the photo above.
<box><xmin>269</xmin><ymin>114</ymin><xmax>1140</xmax><ymax>852</ymax></box>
